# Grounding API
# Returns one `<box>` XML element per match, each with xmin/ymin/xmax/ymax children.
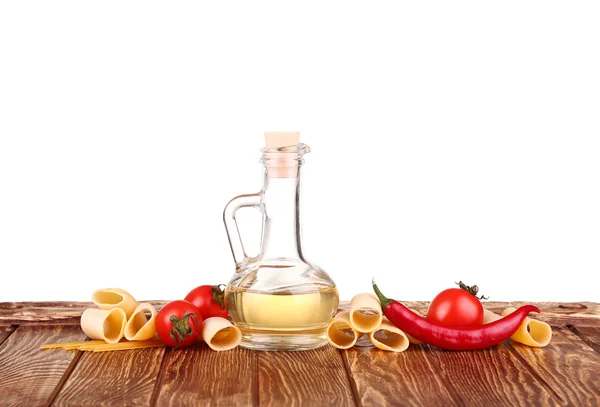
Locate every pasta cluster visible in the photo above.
<box><xmin>326</xmin><ymin>295</ymin><xmax>553</xmax><ymax>352</ymax></box>
<box><xmin>81</xmin><ymin>288</ymin><xmax>158</xmax><ymax>344</ymax></box>
<box><xmin>326</xmin><ymin>293</ymin><xmax>412</xmax><ymax>352</ymax></box>
<box><xmin>80</xmin><ymin>288</ymin><xmax>243</xmax><ymax>351</ymax></box>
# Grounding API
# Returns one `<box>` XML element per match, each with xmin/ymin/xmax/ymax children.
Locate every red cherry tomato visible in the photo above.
<box><xmin>156</xmin><ymin>300</ymin><xmax>202</xmax><ymax>348</ymax></box>
<box><xmin>426</xmin><ymin>288</ymin><xmax>484</xmax><ymax>327</ymax></box>
<box><xmin>184</xmin><ymin>285</ymin><xmax>228</xmax><ymax>319</ymax></box>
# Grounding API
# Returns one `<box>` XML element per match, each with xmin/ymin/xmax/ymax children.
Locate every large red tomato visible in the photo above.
<box><xmin>184</xmin><ymin>284</ymin><xmax>228</xmax><ymax>319</ymax></box>
<box><xmin>156</xmin><ymin>300</ymin><xmax>202</xmax><ymax>348</ymax></box>
<box><xmin>426</xmin><ymin>288</ymin><xmax>484</xmax><ymax>327</ymax></box>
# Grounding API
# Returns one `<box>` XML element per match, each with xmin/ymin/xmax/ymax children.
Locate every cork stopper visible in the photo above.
<box><xmin>264</xmin><ymin>131</ymin><xmax>300</xmax><ymax>149</ymax></box>
<box><xmin>262</xmin><ymin>131</ymin><xmax>304</xmax><ymax>178</ymax></box>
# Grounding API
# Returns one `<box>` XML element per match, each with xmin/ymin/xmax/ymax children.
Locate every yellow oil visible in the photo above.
<box><xmin>225</xmin><ymin>285</ymin><xmax>339</xmax><ymax>349</ymax></box>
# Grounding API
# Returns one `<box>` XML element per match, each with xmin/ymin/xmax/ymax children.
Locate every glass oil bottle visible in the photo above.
<box><xmin>223</xmin><ymin>132</ymin><xmax>339</xmax><ymax>351</ymax></box>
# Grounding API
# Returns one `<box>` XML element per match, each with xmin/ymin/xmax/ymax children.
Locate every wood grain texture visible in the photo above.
<box><xmin>0</xmin><ymin>325</ymin><xmax>86</xmax><ymax>407</ymax></box>
<box><xmin>154</xmin><ymin>343</ymin><xmax>255</xmax><ymax>407</ymax></box>
<box><xmin>0</xmin><ymin>325</ymin><xmax>16</xmax><ymax>345</ymax></box>
<box><xmin>569</xmin><ymin>326</ymin><xmax>600</xmax><ymax>354</ymax></box>
<box><xmin>258</xmin><ymin>346</ymin><xmax>355</xmax><ymax>407</ymax></box>
<box><xmin>429</xmin><ymin>342</ymin><xmax>561</xmax><ymax>406</ymax></box>
<box><xmin>507</xmin><ymin>327</ymin><xmax>600</xmax><ymax>406</ymax></box>
<box><xmin>343</xmin><ymin>345</ymin><xmax>461</xmax><ymax>407</ymax></box>
<box><xmin>0</xmin><ymin>301</ymin><xmax>168</xmax><ymax>326</ymax></box>
<box><xmin>0</xmin><ymin>302</ymin><xmax>600</xmax><ymax>407</ymax></box>
<box><xmin>53</xmin><ymin>346</ymin><xmax>166</xmax><ymax>406</ymax></box>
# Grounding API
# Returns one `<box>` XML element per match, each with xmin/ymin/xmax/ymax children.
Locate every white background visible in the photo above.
<box><xmin>1</xmin><ymin>1</ymin><xmax>599</xmax><ymax>303</ymax></box>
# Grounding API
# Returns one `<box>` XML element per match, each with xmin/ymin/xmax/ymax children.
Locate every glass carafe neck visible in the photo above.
<box><xmin>260</xmin><ymin>170</ymin><xmax>304</xmax><ymax>262</ymax></box>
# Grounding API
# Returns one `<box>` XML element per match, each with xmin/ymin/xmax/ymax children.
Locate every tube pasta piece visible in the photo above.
<box><xmin>124</xmin><ymin>303</ymin><xmax>157</xmax><ymax>341</ymax></box>
<box><xmin>483</xmin><ymin>308</ymin><xmax>552</xmax><ymax>347</ymax></box>
<box><xmin>92</xmin><ymin>288</ymin><xmax>138</xmax><ymax>318</ymax></box>
<box><xmin>80</xmin><ymin>307</ymin><xmax>127</xmax><ymax>344</ymax></box>
<box><xmin>202</xmin><ymin>317</ymin><xmax>242</xmax><ymax>351</ymax></box>
<box><xmin>405</xmin><ymin>334</ymin><xmax>422</xmax><ymax>345</ymax></box>
<box><xmin>326</xmin><ymin>311</ymin><xmax>362</xmax><ymax>349</ymax></box>
<box><xmin>369</xmin><ymin>317</ymin><xmax>410</xmax><ymax>352</ymax></box>
<box><xmin>502</xmin><ymin>307</ymin><xmax>552</xmax><ymax>347</ymax></box>
<box><xmin>482</xmin><ymin>309</ymin><xmax>502</xmax><ymax>324</ymax></box>
<box><xmin>349</xmin><ymin>293</ymin><xmax>383</xmax><ymax>333</ymax></box>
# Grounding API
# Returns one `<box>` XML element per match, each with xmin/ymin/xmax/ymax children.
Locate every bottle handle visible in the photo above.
<box><xmin>223</xmin><ymin>193</ymin><xmax>263</xmax><ymax>269</ymax></box>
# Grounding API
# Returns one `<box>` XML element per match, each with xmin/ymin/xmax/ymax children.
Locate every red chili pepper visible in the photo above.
<box><xmin>372</xmin><ymin>281</ymin><xmax>540</xmax><ymax>351</ymax></box>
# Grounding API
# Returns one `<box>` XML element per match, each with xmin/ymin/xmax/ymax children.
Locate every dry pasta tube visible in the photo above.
<box><xmin>202</xmin><ymin>317</ymin><xmax>242</xmax><ymax>351</ymax></box>
<box><xmin>405</xmin><ymin>334</ymin><xmax>423</xmax><ymax>345</ymax></box>
<box><xmin>326</xmin><ymin>311</ymin><xmax>362</xmax><ymax>349</ymax></box>
<box><xmin>369</xmin><ymin>318</ymin><xmax>410</xmax><ymax>352</ymax></box>
<box><xmin>501</xmin><ymin>307</ymin><xmax>552</xmax><ymax>347</ymax></box>
<box><xmin>92</xmin><ymin>288</ymin><xmax>138</xmax><ymax>318</ymax></box>
<box><xmin>349</xmin><ymin>293</ymin><xmax>383</xmax><ymax>333</ymax></box>
<box><xmin>483</xmin><ymin>308</ymin><xmax>552</xmax><ymax>347</ymax></box>
<box><xmin>81</xmin><ymin>307</ymin><xmax>127</xmax><ymax>344</ymax></box>
<box><xmin>124</xmin><ymin>303</ymin><xmax>157</xmax><ymax>341</ymax></box>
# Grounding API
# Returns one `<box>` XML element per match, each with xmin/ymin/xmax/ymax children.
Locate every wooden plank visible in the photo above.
<box><xmin>343</xmin><ymin>345</ymin><xmax>461</xmax><ymax>407</ymax></box>
<box><xmin>154</xmin><ymin>344</ymin><xmax>255</xmax><ymax>407</ymax></box>
<box><xmin>2</xmin><ymin>301</ymin><xmax>598</xmax><ymax>326</ymax></box>
<box><xmin>0</xmin><ymin>301</ymin><xmax>168</xmax><ymax>326</ymax></box>
<box><xmin>485</xmin><ymin>302</ymin><xmax>600</xmax><ymax>328</ymax></box>
<box><xmin>0</xmin><ymin>325</ymin><xmax>86</xmax><ymax>407</ymax></box>
<box><xmin>53</xmin><ymin>345</ymin><xmax>166</xmax><ymax>406</ymax></box>
<box><xmin>569</xmin><ymin>326</ymin><xmax>600</xmax><ymax>354</ymax></box>
<box><xmin>507</xmin><ymin>327</ymin><xmax>600</xmax><ymax>406</ymax></box>
<box><xmin>0</xmin><ymin>301</ymin><xmax>91</xmax><ymax>326</ymax></box>
<box><xmin>429</xmin><ymin>342</ymin><xmax>562</xmax><ymax>406</ymax></box>
<box><xmin>258</xmin><ymin>346</ymin><xmax>355</xmax><ymax>407</ymax></box>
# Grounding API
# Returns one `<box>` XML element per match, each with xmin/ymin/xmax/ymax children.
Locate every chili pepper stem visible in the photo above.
<box><xmin>372</xmin><ymin>279</ymin><xmax>391</xmax><ymax>308</ymax></box>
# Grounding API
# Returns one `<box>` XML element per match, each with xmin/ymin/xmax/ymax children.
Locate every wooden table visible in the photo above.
<box><xmin>1</xmin><ymin>301</ymin><xmax>599</xmax><ymax>407</ymax></box>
